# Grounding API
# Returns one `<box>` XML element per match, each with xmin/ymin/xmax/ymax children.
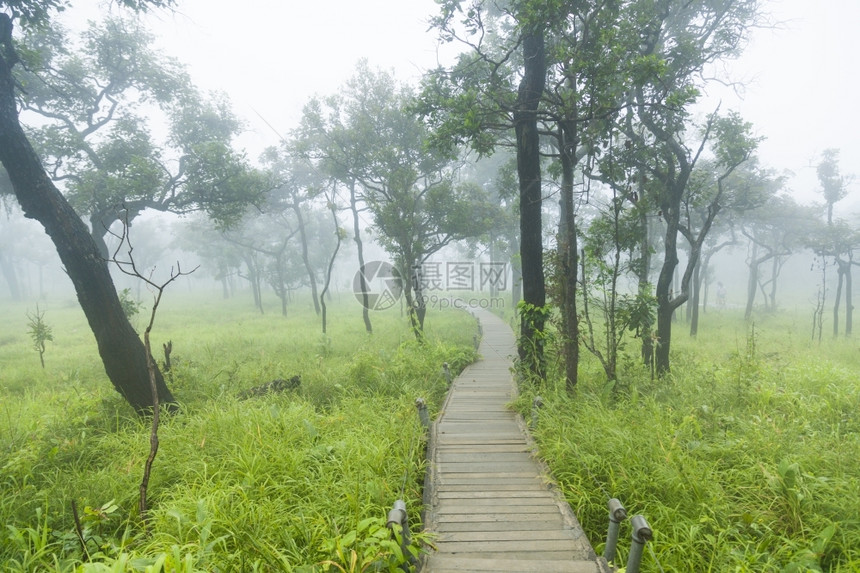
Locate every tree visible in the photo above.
<box><xmin>818</xmin><ymin>148</ymin><xmax>849</xmax><ymax>226</ymax></box>
<box><xmin>814</xmin><ymin>149</ymin><xmax>857</xmax><ymax>335</ymax></box>
<box><xmin>578</xmin><ymin>186</ymin><xmax>655</xmax><ymax>383</ymax></box>
<box><xmin>17</xmin><ymin>15</ymin><xmax>266</xmax><ymax>257</ymax></box>
<box><xmin>260</xmin><ymin>150</ymin><xmax>326</xmax><ymax>316</ymax></box>
<box><xmin>620</xmin><ymin>0</ymin><xmax>762</xmax><ymax>375</ymax></box>
<box><xmin>422</xmin><ymin>0</ymin><xmax>550</xmax><ymax>376</ymax></box>
<box><xmin>731</xmin><ymin>172</ymin><xmax>799</xmax><ymax>319</ymax></box>
<box><xmin>294</xmin><ymin>96</ymin><xmax>374</xmax><ymax>333</ymax></box>
<box><xmin>0</xmin><ymin>3</ymin><xmax>177</xmax><ymax>413</ymax></box>
<box><xmin>680</xmin><ymin>156</ymin><xmax>773</xmax><ymax>331</ymax></box>
<box><xmin>316</xmin><ymin>62</ymin><xmax>495</xmax><ymax>338</ymax></box>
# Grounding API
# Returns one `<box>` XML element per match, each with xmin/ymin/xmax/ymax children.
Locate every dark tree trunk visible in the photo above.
<box><xmin>558</xmin><ymin>121</ymin><xmax>579</xmax><ymax>392</ymax></box>
<box><xmin>636</xmin><ymin>203</ymin><xmax>654</xmax><ymax>370</ymax></box>
<box><xmin>0</xmin><ymin>16</ymin><xmax>175</xmax><ymax>413</ymax></box>
<box><xmin>293</xmin><ymin>198</ymin><xmax>321</xmax><ymax>315</ymax></box>
<box><xmin>350</xmin><ymin>181</ymin><xmax>372</xmax><ymax>334</ymax></box>
<box><xmin>89</xmin><ymin>211</ymin><xmax>114</xmax><ymax>260</ymax></box>
<box><xmin>514</xmin><ymin>28</ymin><xmax>547</xmax><ymax>378</ymax></box>
<box><xmin>654</xmin><ymin>211</ymin><xmax>679</xmax><ymax>376</ymax></box>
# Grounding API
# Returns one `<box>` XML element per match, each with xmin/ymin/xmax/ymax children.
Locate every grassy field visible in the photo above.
<box><xmin>519</xmin><ymin>308</ymin><xmax>860</xmax><ymax>572</ymax></box>
<box><xmin>0</xmin><ymin>291</ymin><xmax>478</xmax><ymax>571</ymax></box>
<box><xmin>4</xmin><ymin>291</ymin><xmax>859</xmax><ymax>572</ymax></box>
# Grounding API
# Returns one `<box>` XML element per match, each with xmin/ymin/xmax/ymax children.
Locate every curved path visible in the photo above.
<box><xmin>420</xmin><ymin>308</ymin><xmax>609</xmax><ymax>573</ymax></box>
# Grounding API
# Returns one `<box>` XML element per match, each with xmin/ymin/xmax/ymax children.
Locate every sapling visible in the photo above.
<box><xmin>108</xmin><ymin>213</ymin><xmax>196</xmax><ymax>529</ymax></box>
<box><xmin>26</xmin><ymin>305</ymin><xmax>53</xmax><ymax>369</ymax></box>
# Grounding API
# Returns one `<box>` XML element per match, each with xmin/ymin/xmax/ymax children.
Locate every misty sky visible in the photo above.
<box><xmin>66</xmin><ymin>0</ymin><xmax>860</xmax><ymax>209</ymax></box>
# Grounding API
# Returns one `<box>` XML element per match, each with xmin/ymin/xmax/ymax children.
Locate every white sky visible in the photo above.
<box><xmin>64</xmin><ymin>0</ymin><xmax>860</xmax><ymax>208</ymax></box>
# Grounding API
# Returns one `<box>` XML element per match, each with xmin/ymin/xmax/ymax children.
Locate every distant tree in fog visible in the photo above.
<box><xmin>299</xmin><ymin>61</ymin><xmax>497</xmax><ymax>339</ymax></box>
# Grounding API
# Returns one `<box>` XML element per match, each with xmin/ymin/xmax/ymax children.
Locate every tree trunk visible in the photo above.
<box><xmin>654</xmin><ymin>226</ymin><xmax>678</xmax><ymax>376</ymax></box>
<box><xmin>320</xmin><ymin>191</ymin><xmax>342</xmax><ymax>335</ymax></box>
<box><xmin>557</xmin><ymin>121</ymin><xmax>579</xmax><ymax>392</ymax></box>
<box><xmin>833</xmin><ymin>259</ymin><xmax>844</xmax><ymax>337</ymax></box>
<box><xmin>89</xmin><ymin>211</ymin><xmax>114</xmax><ymax>260</ymax></box>
<box><xmin>293</xmin><ymin>198</ymin><xmax>321</xmax><ymax>315</ymax></box>
<box><xmin>0</xmin><ymin>16</ymin><xmax>175</xmax><ymax>413</ymax></box>
<box><xmin>241</xmin><ymin>251</ymin><xmax>264</xmax><ymax>313</ymax></box>
<box><xmin>744</xmin><ymin>256</ymin><xmax>758</xmax><ymax>320</ymax></box>
<box><xmin>636</xmin><ymin>202</ymin><xmax>654</xmax><ymax>370</ymax></box>
<box><xmin>0</xmin><ymin>249</ymin><xmax>21</xmax><ymax>300</ymax></box>
<box><xmin>846</xmin><ymin>256</ymin><xmax>853</xmax><ymax>336</ymax></box>
<box><xmin>514</xmin><ymin>28</ymin><xmax>547</xmax><ymax>378</ymax></box>
<box><xmin>768</xmin><ymin>255</ymin><xmax>780</xmax><ymax>310</ymax></box>
<box><xmin>511</xmin><ymin>233</ymin><xmax>522</xmax><ymax>310</ymax></box>
<box><xmin>689</xmin><ymin>261</ymin><xmax>700</xmax><ymax>336</ymax></box>
<box><xmin>833</xmin><ymin>256</ymin><xmax>854</xmax><ymax>337</ymax></box>
<box><xmin>350</xmin><ymin>181</ymin><xmax>372</xmax><ymax>334</ymax></box>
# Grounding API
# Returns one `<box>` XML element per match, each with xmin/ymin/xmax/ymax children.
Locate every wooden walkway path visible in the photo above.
<box><xmin>420</xmin><ymin>309</ymin><xmax>608</xmax><ymax>573</ymax></box>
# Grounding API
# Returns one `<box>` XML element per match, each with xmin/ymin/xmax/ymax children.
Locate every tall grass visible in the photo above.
<box><xmin>521</xmin><ymin>308</ymin><xmax>860</xmax><ymax>572</ymax></box>
<box><xmin>0</xmin><ymin>292</ymin><xmax>477</xmax><ymax>571</ymax></box>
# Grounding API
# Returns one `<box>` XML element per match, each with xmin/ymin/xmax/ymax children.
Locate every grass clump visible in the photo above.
<box><xmin>0</xmin><ymin>292</ymin><xmax>477</xmax><ymax>571</ymax></box>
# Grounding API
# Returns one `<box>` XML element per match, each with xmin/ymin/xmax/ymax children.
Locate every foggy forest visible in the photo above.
<box><xmin>0</xmin><ymin>0</ymin><xmax>858</xmax><ymax>571</ymax></box>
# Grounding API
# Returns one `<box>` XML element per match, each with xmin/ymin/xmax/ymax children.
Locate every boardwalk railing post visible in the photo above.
<box><xmin>604</xmin><ymin>498</ymin><xmax>627</xmax><ymax>564</ymax></box>
<box><xmin>386</xmin><ymin>499</ymin><xmax>416</xmax><ymax>569</ymax></box>
<box><xmin>530</xmin><ymin>395</ymin><xmax>543</xmax><ymax>430</ymax></box>
<box><xmin>415</xmin><ymin>397</ymin><xmax>430</xmax><ymax>429</ymax></box>
<box><xmin>625</xmin><ymin>514</ymin><xmax>653</xmax><ymax>573</ymax></box>
<box><xmin>442</xmin><ymin>362</ymin><xmax>452</xmax><ymax>385</ymax></box>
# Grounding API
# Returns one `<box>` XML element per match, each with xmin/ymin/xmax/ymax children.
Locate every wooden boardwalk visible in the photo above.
<box><xmin>420</xmin><ymin>309</ymin><xmax>608</xmax><ymax>573</ymax></box>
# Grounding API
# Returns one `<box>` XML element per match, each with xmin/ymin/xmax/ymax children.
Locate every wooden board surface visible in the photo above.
<box><xmin>419</xmin><ymin>309</ymin><xmax>609</xmax><ymax>573</ymax></box>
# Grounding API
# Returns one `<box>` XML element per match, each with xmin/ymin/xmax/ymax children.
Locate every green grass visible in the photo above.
<box><xmin>520</xmin><ymin>308</ymin><xmax>860</xmax><ymax>572</ymax></box>
<box><xmin>0</xmin><ymin>291</ymin><xmax>478</xmax><ymax>571</ymax></box>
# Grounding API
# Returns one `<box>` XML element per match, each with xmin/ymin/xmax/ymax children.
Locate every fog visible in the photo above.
<box><xmin>2</xmin><ymin>0</ymin><xmax>858</xmax><ymax>327</ymax></box>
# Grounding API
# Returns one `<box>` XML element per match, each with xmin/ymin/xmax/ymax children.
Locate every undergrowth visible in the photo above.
<box><xmin>0</xmin><ymin>292</ymin><xmax>477</xmax><ymax>571</ymax></box>
<box><xmin>518</xmin><ymin>309</ymin><xmax>860</xmax><ymax>572</ymax></box>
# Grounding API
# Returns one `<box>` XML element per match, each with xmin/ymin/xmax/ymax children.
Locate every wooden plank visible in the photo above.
<box><xmin>424</xmin><ymin>520</ymin><xmax>564</xmax><ymax>533</ymax></box>
<box><xmin>433</xmin><ymin>539</ymin><xmax>586</xmax><ymax>553</ymax></box>
<box><xmin>422</xmin><ymin>556</ymin><xmax>600</xmax><ymax>573</ymax></box>
<box><xmin>435</xmin><ymin>529</ymin><xmax>580</xmax><ymax>542</ymax></box>
<box><xmin>437</xmin><ymin>490</ymin><xmax>555</xmax><ymax>499</ymax></box>
<box><xmin>434</xmin><ymin>511</ymin><xmax>564</xmax><ymax>522</ymax></box>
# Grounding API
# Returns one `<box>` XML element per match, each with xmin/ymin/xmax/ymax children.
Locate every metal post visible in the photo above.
<box><xmin>386</xmin><ymin>499</ymin><xmax>415</xmax><ymax>568</ymax></box>
<box><xmin>442</xmin><ymin>362</ymin><xmax>452</xmax><ymax>385</ymax></box>
<box><xmin>626</xmin><ymin>514</ymin><xmax>653</xmax><ymax>573</ymax></box>
<box><xmin>604</xmin><ymin>498</ymin><xmax>627</xmax><ymax>563</ymax></box>
<box><xmin>415</xmin><ymin>398</ymin><xmax>430</xmax><ymax>429</ymax></box>
<box><xmin>530</xmin><ymin>395</ymin><xmax>543</xmax><ymax>430</ymax></box>
<box><xmin>473</xmin><ymin>334</ymin><xmax>479</xmax><ymax>350</ymax></box>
